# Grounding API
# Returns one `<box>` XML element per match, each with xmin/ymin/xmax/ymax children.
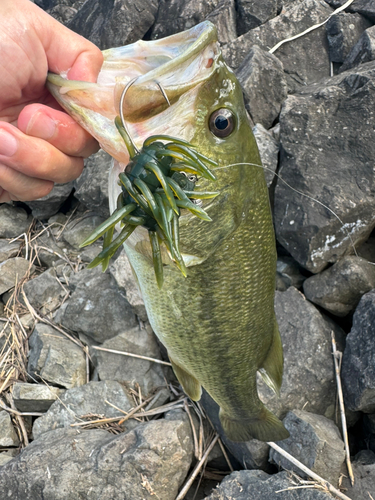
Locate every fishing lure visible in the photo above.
<box><xmin>80</xmin><ymin>82</ymin><xmax>219</xmax><ymax>288</ymax></box>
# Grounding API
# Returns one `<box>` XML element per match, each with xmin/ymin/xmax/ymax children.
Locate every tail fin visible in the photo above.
<box><xmin>219</xmin><ymin>407</ymin><xmax>289</xmax><ymax>442</ymax></box>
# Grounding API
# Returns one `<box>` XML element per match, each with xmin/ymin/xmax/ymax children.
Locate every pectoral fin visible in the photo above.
<box><xmin>258</xmin><ymin>321</ymin><xmax>283</xmax><ymax>396</ymax></box>
<box><xmin>169</xmin><ymin>357</ymin><xmax>202</xmax><ymax>401</ymax></box>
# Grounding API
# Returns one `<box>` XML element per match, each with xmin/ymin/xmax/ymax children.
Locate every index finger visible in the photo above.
<box><xmin>18</xmin><ymin>103</ymin><xmax>99</xmax><ymax>158</ymax></box>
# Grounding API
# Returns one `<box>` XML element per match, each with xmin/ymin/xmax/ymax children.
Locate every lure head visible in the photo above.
<box><xmin>47</xmin><ymin>21</ymin><xmax>264</xmax><ymax>267</ymax></box>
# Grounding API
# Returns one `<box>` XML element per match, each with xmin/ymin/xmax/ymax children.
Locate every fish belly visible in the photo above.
<box><xmin>124</xmin><ymin>195</ymin><xmax>288</xmax><ymax>442</ymax></box>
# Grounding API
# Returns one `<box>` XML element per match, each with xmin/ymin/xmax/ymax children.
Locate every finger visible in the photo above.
<box><xmin>18</xmin><ymin>103</ymin><xmax>99</xmax><ymax>158</ymax></box>
<box><xmin>0</xmin><ymin>163</ymin><xmax>54</xmax><ymax>202</ymax></box>
<box><xmin>31</xmin><ymin>3</ymin><xmax>103</xmax><ymax>82</ymax></box>
<box><xmin>0</xmin><ymin>123</ymin><xmax>84</xmax><ymax>184</ymax></box>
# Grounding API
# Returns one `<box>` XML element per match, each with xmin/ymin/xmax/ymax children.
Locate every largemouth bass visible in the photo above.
<box><xmin>47</xmin><ymin>22</ymin><xmax>289</xmax><ymax>442</ymax></box>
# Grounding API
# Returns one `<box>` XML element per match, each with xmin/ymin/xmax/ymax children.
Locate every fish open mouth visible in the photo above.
<box><xmin>47</xmin><ymin>21</ymin><xmax>220</xmax><ymax>162</ymax></box>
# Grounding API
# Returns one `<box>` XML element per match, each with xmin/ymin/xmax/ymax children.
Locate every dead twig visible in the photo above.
<box><xmin>71</xmin><ymin>394</ymin><xmax>155</xmax><ymax>428</ymax></box>
<box><xmin>84</xmin><ymin>346</ymin><xmax>90</xmax><ymax>384</ymax></box>
<box><xmin>332</xmin><ymin>331</ymin><xmax>354</xmax><ymax>486</ymax></box>
<box><xmin>184</xmin><ymin>399</ymin><xmax>200</xmax><ymax>460</ymax></box>
<box><xmin>217</xmin><ymin>437</ymin><xmax>234</xmax><ymax>473</ymax></box>
<box><xmin>91</xmin><ymin>345</ymin><xmax>172</xmax><ymax>366</ymax></box>
<box><xmin>0</xmin><ymin>398</ymin><xmax>43</xmax><ymax>417</ymax></box>
<box><xmin>5</xmin><ymin>393</ymin><xmax>29</xmax><ymax>446</ymax></box>
<box><xmin>22</xmin><ymin>289</ymin><xmax>83</xmax><ymax>348</ymax></box>
<box><xmin>176</xmin><ymin>434</ymin><xmax>220</xmax><ymax>500</ymax></box>
<box><xmin>204</xmin><ymin>413</ymin><xmax>234</xmax><ymax>472</ymax></box>
<box><xmin>268</xmin><ymin>441</ymin><xmax>353</xmax><ymax>500</ymax></box>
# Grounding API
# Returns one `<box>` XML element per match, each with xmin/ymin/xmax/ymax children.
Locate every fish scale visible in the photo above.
<box><xmin>126</xmin><ymin>179</ymin><xmax>280</xmax><ymax>429</ymax></box>
<box><xmin>47</xmin><ymin>21</ymin><xmax>289</xmax><ymax>442</ymax></box>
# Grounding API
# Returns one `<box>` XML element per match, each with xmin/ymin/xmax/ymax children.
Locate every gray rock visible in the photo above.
<box><xmin>324</xmin><ymin>0</ymin><xmax>375</xmax><ymax>22</ymax></box>
<box><xmin>283</xmin><ymin>0</ymin><xmax>306</xmax><ymax>5</ymax></box>
<box><xmin>32</xmin><ymin>230</ymin><xmax>75</xmax><ymax>269</ymax></box>
<box><xmin>341</xmin><ymin>450</ymin><xmax>375</xmax><ymax>500</ymax></box>
<box><xmin>341</xmin><ymin>25</ymin><xmax>375</xmax><ymax>71</ymax></box>
<box><xmin>12</xmin><ymin>383</ymin><xmax>64</xmax><ymax>413</ymax></box>
<box><xmin>206</xmin><ymin>0</ymin><xmax>237</xmax><ymax>45</ymax></box>
<box><xmin>236</xmin><ymin>45</ymin><xmax>287</xmax><ymax>129</ymax></box>
<box><xmin>32</xmin><ymin>380</ymin><xmax>134</xmax><ymax>438</ymax></box>
<box><xmin>0</xmin><ymin>411</ymin><xmax>19</xmax><ymax>447</ymax></box>
<box><xmin>358</xmin><ymin>235</ymin><xmax>375</xmax><ymax>262</ymax></box>
<box><xmin>0</xmin><ymin>450</ymin><xmax>18</xmax><ymax>467</ymax></box>
<box><xmin>164</xmin><ymin>407</ymin><xmax>226</xmax><ymax>470</ymax></box>
<box><xmin>204</xmin><ymin>469</ymin><xmax>333</xmax><ymax>499</ymax></box>
<box><xmin>0</xmin><ymin>419</ymin><xmax>193</xmax><ymax>500</ymax></box>
<box><xmin>93</xmin><ymin>325</ymin><xmax>167</xmax><ymax>396</ymax></box>
<box><xmin>47</xmin><ymin>1</ymin><xmax>87</xmax><ymax>19</ymax></box>
<box><xmin>61</xmin><ymin>213</ymin><xmax>105</xmax><ymax>249</ymax></box>
<box><xmin>0</xmin><ymin>257</ymin><xmax>34</xmax><ymax>295</ymax></box>
<box><xmin>253</xmin><ymin>123</ymin><xmax>280</xmax><ymax>187</ymax></box>
<box><xmin>223</xmin><ymin>0</ymin><xmax>333</xmax><ymax>92</ymax></box>
<box><xmin>326</xmin><ymin>12</ymin><xmax>372</xmax><ymax>63</ymax></box>
<box><xmin>109</xmin><ymin>249</ymin><xmax>147</xmax><ymax>321</ymax></box>
<box><xmin>342</xmin><ymin>289</ymin><xmax>375</xmax><ymax>412</ymax></box>
<box><xmin>259</xmin><ymin>287</ymin><xmax>344</xmax><ymax>420</ymax></box>
<box><xmin>22</xmin><ymin>268</ymin><xmax>66</xmax><ymax>314</ymax></box>
<box><xmin>151</xmin><ymin>0</ymin><xmax>221</xmax><ymax>40</ymax></box>
<box><xmin>60</xmin><ymin>268</ymin><xmax>137</xmax><ymax>343</ymax></box>
<box><xmin>67</xmin><ymin>0</ymin><xmax>159</xmax><ymax>50</ymax></box>
<box><xmin>24</xmin><ymin>182</ymin><xmax>74</xmax><ymax>220</ymax></box>
<box><xmin>78</xmin><ymin>242</ymin><xmax>104</xmax><ymax>265</ymax></box>
<box><xmin>364</xmin><ymin>413</ymin><xmax>375</xmax><ymax>433</ymax></box>
<box><xmin>0</xmin><ymin>239</ymin><xmax>21</xmax><ymax>263</ymax></box>
<box><xmin>28</xmin><ymin>323</ymin><xmax>86</xmax><ymax>389</ymax></box>
<box><xmin>74</xmin><ymin>149</ymin><xmax>112</xmax><ymax>218</ymax></box>
<box><xmin>276</xmin><ymin>255</ymin><xmax>306</xmax><ymax>291</ymax></box>
<box><xmin>46</xmin><ymin>4</ymin><xmax>78</xmax><ymax>24</ymax></box>
<box><xmin>274</xmin><ymin>61</ymin><xmax>375</xmax><ymax>273</ymax></box>
<box><xmin>0</xmin><ymin>205</ymin><xmax>30</xmax><ymax>238</ymax></box>
<box><xmin>269</xmin><ymin>410</ymin><xmax>345</xmax><ymax>485</ymax></box>
<box><xmin>236</xmin><ymin>0</ymin><xmax>282</xmax><ymax>35</ymax></box>
<box><xmin>303</xmin><ymin>256</ymin><xmax>375</xmax><ymax>316</ymax></box>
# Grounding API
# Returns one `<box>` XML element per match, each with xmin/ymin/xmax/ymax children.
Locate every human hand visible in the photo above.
<box><xmin>0</xmin><ymin>0</ymin><xmax>103</xmax><ymax>203</ymax></box>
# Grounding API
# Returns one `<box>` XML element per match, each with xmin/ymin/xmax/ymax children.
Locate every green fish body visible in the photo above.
<box><xmin>47</xmin><ymin>22</ymin><xmax>289</xmax><ymax>442</ymax></box>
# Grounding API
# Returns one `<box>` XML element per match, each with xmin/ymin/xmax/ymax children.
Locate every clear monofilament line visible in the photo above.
<box><xmin>213</xmin><ymin>162</ymin><xmax>361</xmax><ymax>261</ymax></box>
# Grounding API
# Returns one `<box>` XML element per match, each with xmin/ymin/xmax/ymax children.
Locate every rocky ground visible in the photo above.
<box><xmin>1</xmin><ymin>0</ymin><xmax>375</xmax><ymax>499</ymax></box>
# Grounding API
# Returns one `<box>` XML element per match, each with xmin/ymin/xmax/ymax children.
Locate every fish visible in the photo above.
<box><xmin>47</xmin><ymin>21</ymin><xmax>289</xmax><ymax>442</ymax></box>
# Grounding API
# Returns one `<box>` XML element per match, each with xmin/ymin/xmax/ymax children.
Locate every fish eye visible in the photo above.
<box><xmin>209</xmin><ymin>108</ymin><xmax>235</xmax><ymax>138</ymax></box>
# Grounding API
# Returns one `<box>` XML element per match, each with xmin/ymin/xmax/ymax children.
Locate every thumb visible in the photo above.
<box><xmin>32</xmin><ymin>2</ymin><xmax>103</xmax><ymax>82</ymax></box>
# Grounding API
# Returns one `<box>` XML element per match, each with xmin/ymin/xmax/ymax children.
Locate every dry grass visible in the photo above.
<box><xmin>0</xmin><ymin>216</ymin><xmax>86</xmax><ymax>448</ymax></box>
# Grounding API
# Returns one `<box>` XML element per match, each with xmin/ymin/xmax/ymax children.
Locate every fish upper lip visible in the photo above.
<box><xmin>46</xmin><ymin>21</ymin><xmax>221</xmax><ymax>164</ymax></box>
<box><xmin>47</xmin><ymin>21</ymin><xmax>220</xmax><ymax>124</ymax></box>
<box><xmin>134</xmin><ymin>21</ymin><xmax>218</xmax><ymax>85</ymax></box>
<box><xmin>47</xmin><ymin>21</ymin><xmax>218</xmax><ymax>88</ymax></box>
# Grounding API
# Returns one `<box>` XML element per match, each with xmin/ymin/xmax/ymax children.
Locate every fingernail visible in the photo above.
<box><xmin>26</xmin><ymin>112</ymin><xmax>57</xmax><ymax>140</ymax></box>
<box><xmin>0</xmin><ymin>129</ymin><xmax>18</xmax><ymax>157</ymax></box>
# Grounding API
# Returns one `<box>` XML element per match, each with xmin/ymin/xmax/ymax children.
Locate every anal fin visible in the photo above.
<box><xmin>169</xmin><ymin>357</ymin><xmax>202</xmax><ymax>401</ymax></box>
<box><xmin>258</xmin><ymin>320</ymin><xmax>283</xmax><ymax>396</ymax></box>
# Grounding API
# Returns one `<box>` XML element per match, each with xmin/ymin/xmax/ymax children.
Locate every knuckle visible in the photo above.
<box><xmin>35</xmin><ymin>181</ymin><xmax>54</xmax><ymax>199</ymax></box>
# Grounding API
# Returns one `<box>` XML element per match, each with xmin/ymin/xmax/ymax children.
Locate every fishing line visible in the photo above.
<box><xmin>213</xmin><ymin>162</ymin><xmax>366</xmax><ymax>262</ymax></box>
